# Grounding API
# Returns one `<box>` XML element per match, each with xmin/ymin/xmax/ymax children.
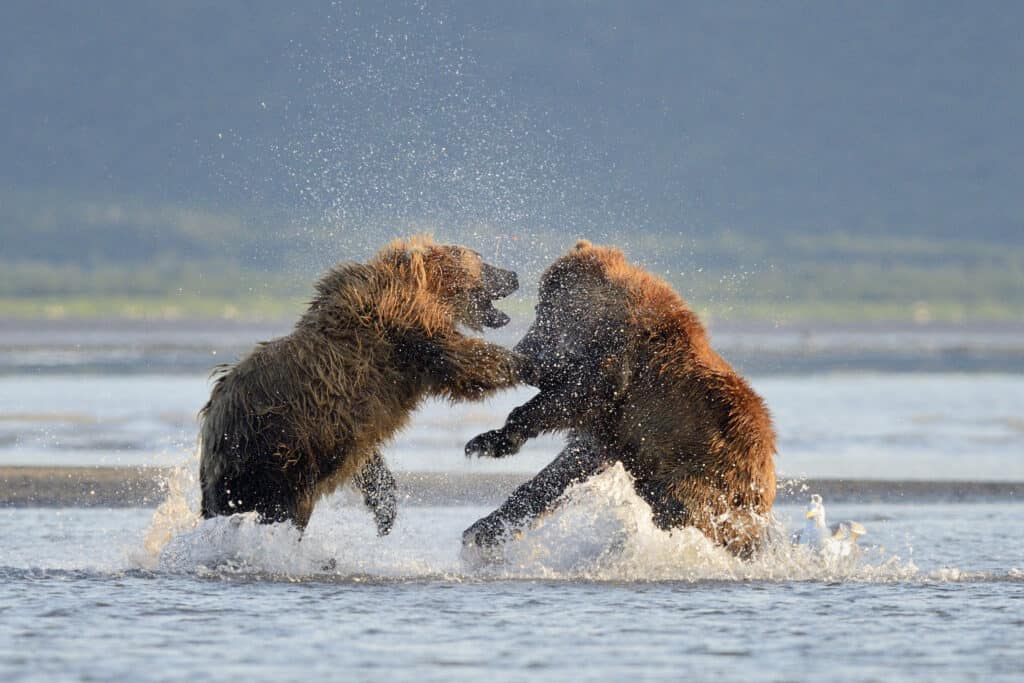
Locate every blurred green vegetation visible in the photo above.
<box><xmin>2</xmin><ymin>214</ymin><xmax>1020</xmax><ymax>323</ymax></box>
<box><xmin>2</xmin><ymin>188</ymin><xmax>1020</xmax><ymax>323</ymax></box>
<box><xmin>655</xmin><ymin>232</ymin><xmax>1024</xmax><ymax>324</ymax></box>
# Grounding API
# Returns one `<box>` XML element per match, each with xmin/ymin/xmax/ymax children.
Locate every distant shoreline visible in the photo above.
<box><xmin>1</xmin><ymin>466</ymin><xmax>1020</xmax><ymax>509</ymax></box>
<box><xmin>4</xmin><ymin>317</ymin><xmax>1024</xmax><ymax>375</ymax></box>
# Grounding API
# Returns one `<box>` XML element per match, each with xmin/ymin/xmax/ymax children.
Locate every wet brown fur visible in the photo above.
<box><xmin>467</xmin><ymin>241</ymin><xmax>777</xmax><ymax>556</ymax></box>
<box><xmin>199</xmin><ymin>236</ymin><xmax>528</xmax><ymax>529</ymax></box>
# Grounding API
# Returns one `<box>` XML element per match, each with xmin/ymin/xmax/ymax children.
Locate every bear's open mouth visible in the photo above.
<box><xmin>479</xmin><ymin>264</ymin><xmax>518</xmax><ymax>328</ymax></box>
<box><xmin>478</xmin><ymin>285</ymin><xmax>514</xmax><ymax>328</ymax></box>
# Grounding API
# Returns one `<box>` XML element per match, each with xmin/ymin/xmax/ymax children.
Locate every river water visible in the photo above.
<box><xmin>0</xmin><ymin>323</ymin><xmax>1021</xmax><ymax>681</ymax></box>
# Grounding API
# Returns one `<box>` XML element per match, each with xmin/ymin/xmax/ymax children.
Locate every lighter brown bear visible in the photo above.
<box><xmin>200</xmin><ymin>236</ymin><xmax>532</xmax><ymax>532</ymax></box>
<box><xmin>464</xmin><ymin>240</ymin><xmax>777</xmax><ymax>557</ymax></box>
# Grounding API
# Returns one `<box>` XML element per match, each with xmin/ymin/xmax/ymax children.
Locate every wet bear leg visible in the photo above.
<box><xmin>631</xmin><ymin>476</ymin><xmax>689</xmax><ymax>531</ymax></box>
<box><xmin>464</xmin><ymin>389</ymin><xmax>573</xmax><ymax>458</ymax></box>
<box><xmin>462</xmin><ymin>438</ymin><xmax>606</xmax><ymax>547</ymax></box>
<box><xmin>352</xmin><ymin>450</ymin><xmax>398</xmax><ymax>536</ymax></box>
<box><xmin>202</xmin><ymin>467</ymin><xmax>304</xmax><ymax>528</ymax></box>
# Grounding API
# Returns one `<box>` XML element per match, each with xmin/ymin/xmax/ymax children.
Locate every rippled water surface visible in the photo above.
<box><xmin>3</xmin><ymin>372</ymin><xmax>1023</xmax><ymax>480</ymax></box>
<box><xmin>1</xmin><ymin>327</ymin><xmax>1022</xmax><ymax>681</ymax></box>
<box><xmin>2</xmin><ymin>475</ymin><xmax>1023</xmax><ymax>682</ymax></box>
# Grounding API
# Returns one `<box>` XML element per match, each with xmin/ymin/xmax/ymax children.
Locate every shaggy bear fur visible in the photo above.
<box><xmin>464</xmin><ymin>240</ymin><xmax>777</xmax><ymax>557</ymax></box>
<box><xmin>199</xmin><ymin>236</ymin><xmax>532</xmax><ymax>531</ymax></box>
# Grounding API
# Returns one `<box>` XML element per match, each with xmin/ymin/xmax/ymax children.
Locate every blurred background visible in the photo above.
<box><xmin>1</xmin><ymin>1</ymin><xmax>1022</xmax><ymax>481</ymax></box>
<box><xmin>3</xmin><ymin>0</ymin><xmax>1022</xmax><ymax>323</ymax></box>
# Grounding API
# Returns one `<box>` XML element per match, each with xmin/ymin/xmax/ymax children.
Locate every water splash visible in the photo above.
<box><xmin>141</xmin><ymin>461</ymin><xmax>924</xmax><ymax>583</ymax></box>
<box><xmin>464</xmin><ymin>464</ymin><xmax>918</xmax><ymax>583</ymax></box>
<box><xmin>159</xmin><ymin>512</ymin><xmax>309</xmax><ymax>575</ymax></box>
<box><xmin>133</xmin><ymin>448</ymin><xmax>202</xmax><ymax>569</ymax></box>
<box><xmin>154</xmin><ymin>502</ymin><xmax>455</xmax><ymax>580</ymax></box>
<box><xmin>208</xmin><ymin>1</ymin><xmax>646</xmax><ymax>288</ymax></box>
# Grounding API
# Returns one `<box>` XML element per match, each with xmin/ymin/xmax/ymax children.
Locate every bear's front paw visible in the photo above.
<box><xmin>465</xmin><ymin>429</ymin><xmax>522</xmax><ymax>458</ymax></box>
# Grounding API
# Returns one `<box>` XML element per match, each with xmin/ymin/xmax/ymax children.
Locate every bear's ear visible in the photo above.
<box><xmin>574</xmin><ymin>239</ymin><xmax>593</xmax><ymax>251</ymax></box>
<box><xmin>544</xmin><ymin>248</ymin><xmax>605</xmax><ymax>293</ymax></box>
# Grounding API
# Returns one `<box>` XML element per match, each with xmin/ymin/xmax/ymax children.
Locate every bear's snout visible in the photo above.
<box><xmin>482</xmin><ymin>264</ymin><xmax>518</xmax><ymax>299</ymax></box>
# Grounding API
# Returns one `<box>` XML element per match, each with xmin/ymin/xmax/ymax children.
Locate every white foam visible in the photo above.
<box><xmin>463</xmin><ymin>464</ymin><xmax>919</xmax><ymax>583</ymax></box>
<box><xmin>138</xmin><ymin>458</ymin><xmax>927</xmax><ymax>583</ymax></box>
<box><xmin>159</xmin><ymin>512</ymin><xmax>311</xmax><ymax>574</ymax></box>
<box><xmin>132</xmin><ymin>448</ymin><xmax>203</xmax><ymax>569</ymax></box>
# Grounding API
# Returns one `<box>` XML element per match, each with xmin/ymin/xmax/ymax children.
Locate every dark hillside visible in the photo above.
<box><xmin>1</xmin><ymin>1</ymin><xmax>1021</xmax><ymax>320</ymax></box>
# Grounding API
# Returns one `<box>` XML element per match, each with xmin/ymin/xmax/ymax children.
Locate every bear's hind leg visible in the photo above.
<box><xmin>629</xmin><ymin>476</ymin><xmax>689</xmax><ymax>531</ymax></box>
<box><xmin>462</xmin><ymin>437</ymin><xmax>606</xmax><ymax>548</ymax></box>
<box><xmin>203</xmin><ymin>466</ymin><xmax>307</xmax><ymax>530</ymax></box>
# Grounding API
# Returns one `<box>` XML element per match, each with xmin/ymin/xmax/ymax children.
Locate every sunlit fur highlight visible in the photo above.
<box><xmin>490</xmin><ymin>239</ymin><xmax>776</xmax><ymax>556</ymax></box>
<box><xmin>573</xmin><ymin>240</ymin><xmax>776</xmax><ymax>554</ymax></box>
<box><xmin>199</xmin><ymin>235</ymin><xmax>525</xmax><ymax>528</ymax></box>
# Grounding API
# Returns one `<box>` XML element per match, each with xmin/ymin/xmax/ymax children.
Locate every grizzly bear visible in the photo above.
<box><xmin>199</xmin><ymin>236</ymin><xmax>533</xmax><ymax>532</ymax></box>
<box><xmin>463</xmin><ymin>240</ymin><xmax>777</xmax><ymax>557</ymax></box>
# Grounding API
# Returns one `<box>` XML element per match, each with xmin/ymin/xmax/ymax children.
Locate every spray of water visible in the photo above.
<box><xmin>207</xmin><ymin>1</ymin><xmax>651</xmax><ymax>294</ymax></box>
<box><xmin>134</xmin><ymin>448</ymin><xmax>202</xmax><ymax>570</ymax></box>
<box><xmin>462</xmin><ymin>464</ymin><xmax>919</xmax><ymax>583</ymax></box>
<box><xmin>138</xmin><ymin>459</ymin><xmax>925</xmax><ymax>583</ymax></box>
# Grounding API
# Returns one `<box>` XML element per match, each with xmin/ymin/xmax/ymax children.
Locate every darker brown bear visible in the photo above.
<box><xmin>464</xmin><ymin>240</ymin><xmax>777</xmax><ymax>557</ymax></box>
<box><xmin>200</xmin><ymin>236</ymin><xmax>532</xmax><ymax>532</ymax></box>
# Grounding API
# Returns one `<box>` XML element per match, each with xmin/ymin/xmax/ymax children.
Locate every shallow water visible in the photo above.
<box><xmin>3</xmin><ymin>568</ymin><xmax>1021</xmax><ymax>683</ymax></box>
<box><xmin>2</xmin><ymin>469</ymin><xmax>1022</xmax><ymax>682</ymax></box>
<box><xmin>2</xmin><ymin>329</ymin><xmax>1023</xmax><ymax>680</ymax></box>
<box><xmin>2</xmin><ymin>372</ymin><xmax>1023</xmax><ymax>480</ymax></box>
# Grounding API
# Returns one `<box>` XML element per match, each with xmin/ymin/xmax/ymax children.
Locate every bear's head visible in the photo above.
<box><xmin>375</xmin><ymin>236</ymin><xmax>518</xmax><ymax>333</ymax></box>
<box><xmin>513</xmin><ymin>240</ymin><xmax>632</xmax><ymax>383</ymax></box>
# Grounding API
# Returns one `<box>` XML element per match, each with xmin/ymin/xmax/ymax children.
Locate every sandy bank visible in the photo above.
<box><xmin>1</xmin><ymin>467</ymin><xmax>1020</xmax><ymax>508</ymax></box>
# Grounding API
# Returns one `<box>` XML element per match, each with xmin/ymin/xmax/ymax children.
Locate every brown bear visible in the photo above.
<box><xmin>199</xmin><ymin>236</ymin><xmax>533</xmax><ymax>532</ymax></box>
<box><xmin>464</xmin><ymin>240</ymin><xmax>777</xmax><ymax>557</ymax></box>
